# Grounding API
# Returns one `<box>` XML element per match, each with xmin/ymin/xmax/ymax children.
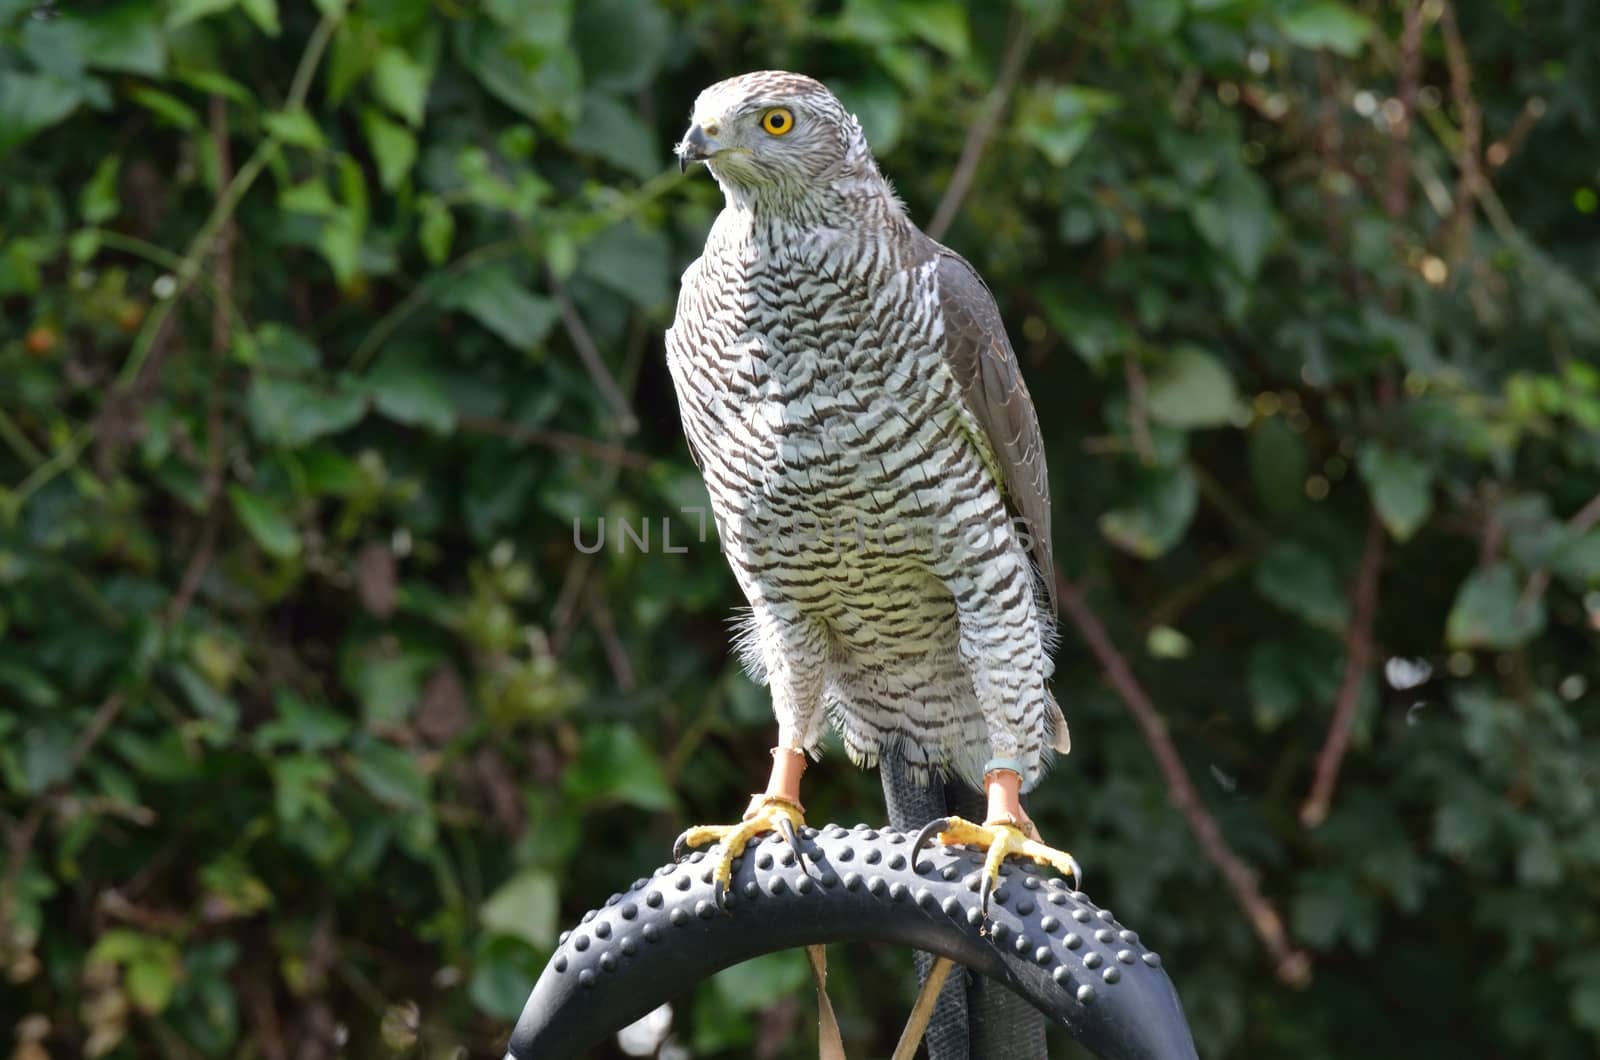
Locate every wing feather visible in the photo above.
<box><xmin>931</xmin><ymin>245</ymin><xmax>1056</xmax><ymax>616</ymax></box>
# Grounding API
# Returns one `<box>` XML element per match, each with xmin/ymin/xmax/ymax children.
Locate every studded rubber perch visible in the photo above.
<box><xmin>505</xmin><ymin>824</ymin><xmax>1197</xmax><ymax>1060</ymax></box>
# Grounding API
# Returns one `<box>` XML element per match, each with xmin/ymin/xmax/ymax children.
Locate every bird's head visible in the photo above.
<box><xmin>675</xmin><ymin>71</ymin><xmax>877</xmax><ymax>206</ymax></box>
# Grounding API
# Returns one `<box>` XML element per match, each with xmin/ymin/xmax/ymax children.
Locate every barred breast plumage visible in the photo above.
<box><xmin>665</xmin><ymin>71</ymin><xmax>1068</xmax><ymax>793</ymax></box>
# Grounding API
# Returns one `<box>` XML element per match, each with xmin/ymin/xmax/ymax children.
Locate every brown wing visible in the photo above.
<box><xmin>933</xmin><ymin>246</ymin><xmax>1056</xmax><ymax>616</ymax></box>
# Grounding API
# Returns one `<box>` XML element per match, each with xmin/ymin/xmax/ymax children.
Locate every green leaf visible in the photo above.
<box><xmin>566</xmin><ymin>94</ymin><xmax>660</xmax><ymax>180</ymax></box>
<box><xmin>352</xmin><ymin>740</ymin><xmax>430</xmax><ymax>811</ymax></box>
<box><xmin>479</xmin><ymin>869</ymin><xmax>559</xmax><ymax>949</ymax></box>
<box><xmin>74</xmin><ymin>6</ymin><xmax>168</xmax><ymax>77</ymax></box>
<box><xmin>229</xmin><ymin>486</ymin><xmax>301</xmax><ymax>560</ymax></box>
<box><xmin>563</xmin><ymin>725</ymin><xmax>676</xmax><ymax>811</ymax></box>
<box><xmin>173</xmin><ymin>68</ymin><xmax>253</xmax><ymax>105</ymax></box>
<box><xmin>469</xmin><ymin>936</ymin><xmax>542</xmax><ymax>1020</ymax></box>
<box><xmin>167</xmin><ymin>0</ymin><xmax>238</xmax><ymax>29</ymax></box>
<box><xmin>80</xmin><ymin>154</ymin><xmax>121</xmax><ymax>224</ymax></box>
<box><xmin>248</xmin><ymin>375</ymin><xmax>366</xmax><ymax>446</ymax></box>
<box><xmin>1098</xmin><ymin>465</ymin><xmax>1198</xmax><ymax>559</ymax></box>
<box><xmin>577</xmin><ymin>222</ymin><xmax>672</xmax><ymax>311</ymax></box>
<box><xmin>455</xmin><ymin>20</ymin><xmax>581</xmax><ymax>128</ymax></box>
<box><xmin>366</xmin><ymin>354</ymin><xmax>457</xmax><ymax>434</ymax></box>
<box><xmin>712</xmin><ymin>951</ymin><xmax>810</xmax><ymax>1011</ymax></box>
<box><xmin>371</xmin><ymin>45</ymin><xmax>431</xmax><ymax>127</ymax></box>
<box><xmin>1129</xmin><ymin>0</ymin><xmax>1183</xmax><ymax>35</ymax></box>
<box><xmin>171</xmin><ymin>662</ymin><xmax>240</xmax><ymax>738</ymax></box>
<box><xmin>1249</xmin><ymin>415</ymin><xmax>1308</xmax><ymax>513</ymax></box>
<box><xmin>572</xmin><ymin>0</ymin><xmax>668</xmax><ymax>93</ymax></box>
<box><xmin>0</xmin><ymin>661</ymin><xmax>61</xmax><ymax>709</ymax></box>
<box><xmin>1278</xmin><ymin>1</ymin><xmax>1374</xmax><ymax>57</ymax></box>
<box><xmin>439</xmin><ymin>267</ymin><xmax>559</xmax><ymax>351</ymax></box>
<box><xmin>361</xmin><ymin>109</ymin><xmax>417</xmax><ymax>191</ymax></box>
<box><xmin>238</xmin><ymin>0</ymin><xmax>280</xmax><ymax>35</ymax></box>
<box><xmin>343</xmin><ymin>648</ymin><xmax>434</xmax><ymax>726</ymax></box>
<box><xmin>1292</xmin><ymin>871</ymin><xmax>1378</xmax><ymax>951</ymax></box>
<box><xmin>1041</xmin><ymin>292</ymin><xmax>1134</xmax><ymax>369</ymax></box>
<box><xmin>295</xmin><ymin>447</ymin><xmax>367</xmax><ymax>496</ymax></box>
<box><xmin>1516</xmin><ymin>821</ymin><xmax>1562</xmax><ymax>886</ymax></box>
<box><xmin>199</xmin><ymin>853</ymin><xmax>275</xmax><ymax>916</ymax></box>
<box><xmin>1254</xmin><ymin>542</ymin><xmax>1349</xmax><ymax>632</ymax></box>
<box><xmin>254</xmin><ymin>692</ymin><xmax>352</xmax><ymax>752</ymax></box>
<box><xmin>1550</xmin><ymin>530</ymin><xmax>1600</xmax><ymax>585</ymax></box>
<box><xmin>1445</xmin><ymin>564</ymin><xmax>1546</xmax><ymax>650</ymax></box>
<box><xmin>1146</xmin><ymin>625</ymin><xmax>1192</xmax><ymax>659</ymax></box>
<box><xmin>69</xmin><ymin>228</ymin><xmax>100</xmax><ymax>263</ymax></box>
<box><xmin>484</xmin><ymin>0</ymin><xmax>573</xmax><ymax>46</ymax></box>
<box><xmin>0</xmin><ymin>72</ymin><xmax>84</xmax><ymax>153</ymax></box>
<box><xmin>1358</xmin><ymin>445</ymin><xmax>1433</xmax><ymax>542</ymax></box>
<box><xmin>1247</xmin><ymin>643</ymin><xmax>1303</xmax><ymax>731</ymax></box>
<box><xmin>23</xmin><ymin>725</ymin><xmax>74</xmax><ymax>793</ymax></box>
<box><xmin>1362</xmin><ymin>307</ymin><xmax>1441</xmax><ymax>373</ymax></box>
<box><xmin>1016</xmin><ymin>85</ymin><xmax>1119</xmax><ymax>168</ymax></box>
<box><xmin>252</xmin><ymin>322</ymin><xmax>321</xmax><ymax>369</ymax></box>
<box><xmin>1572</xmin><ymin>965</ymin><xmax>1600</xmax><ymax>1034</ymax></box>
<box><xmin>20</xmin><ymin>17</ymin><xmax>87</xmax><ymax>80</ymax></box>
<box><xmin>89</xmin><ymin>930</ymin><xmax>181</xmax><ymax>1013</ymax></box>
<box><xmin>1145</xmin><ymin>345</ymin><xmax>1241</xmax><ymax>428</ymax></box>
<box><xmin>270</xmin><ymin>754</ymin><xmax>336</xmax><ymax>824</ymax></box>
<box><xmin>129</xmin><ymin>87</ymin><xmax>200</xmax><ymax>130</ymax></box>
<box><xmin>280</xmin><ymin>179</ymin><xmax>337</xmax><ymax>216</ymax></box>
<box><xmin>124</xmin><ymin>951</ymin><xmax>179</xmax><ymax>1013</ymax></box>
<box><xmin>1191</xmin><ymin>166</ymin><xmax>1277</xmax><ymax>280</ymax></box>
<box><xmin>898</xmin><ymin>0</ymin><xmax>969</xmax><ymax>57</ymax></box>
<box><xmin>834</xmin><ymin>76</ymin><xmax>904</xmax><ymax>154</ymax></box>
<box><xmin>263</xmin><ymin>108</ymin><xmax>326</xmax><ymax>150</ymax></box>
<box><xmin>317</xmin><ymin>211</ymin><xmax>364</xmax><ymax>285</ymax></box>
<box><xmin>418</xmin><ymin>196</ymin><xmax>454</xmax><ymax>265</ymax></box>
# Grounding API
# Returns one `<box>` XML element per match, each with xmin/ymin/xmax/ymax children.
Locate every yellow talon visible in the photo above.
<box><xmin>673</xmin><ymin>795</ymin><xmax>807</xmax><ymax>907</ymax></box>
<box><xmin>913</xmin><ymin>816</ymin><xmax>1082</xmax><ymax>916</ymax></box>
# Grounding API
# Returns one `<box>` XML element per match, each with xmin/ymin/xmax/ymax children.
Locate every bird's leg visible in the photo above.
<box><xmin>673</xmin><ymin>746</ymin><xmax>810</xmax><ymax>908</ymax></box>
<box><xmin>912</xmin><ymin>765</ymin><xmax>1082</xmax><ymax>917</ymax></box>
<box><xmin>982</xmin><ymin>766</ymin><xmax>1037</xmax><ymax>838</ymax></box>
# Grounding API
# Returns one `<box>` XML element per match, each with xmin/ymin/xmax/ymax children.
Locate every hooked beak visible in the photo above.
<box><xmin>676</xmin><ymin>123</ymin><xmax>715</xmax><ymax>174</ymax></box>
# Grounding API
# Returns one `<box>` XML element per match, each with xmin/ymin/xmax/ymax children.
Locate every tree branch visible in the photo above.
<box><xmin>1383</xmin><ymin>1</ymin><xmax>1426</xmax><ymax>221</ymax></box>
<box><xmin>456</xmin><ymin>414</ymin><xmax>651</xmax><ymax>469</ymax></box>
<box><xmin>1299</xmin><ymin>4</ymin><xmax>1423</xmax><ymax>829</ymax></box>
<box><xmin>1299</xmin><ymin>513</ymin><xmax>1385</xmax><ymax>828</ymax></box>
<box><xmin>1485</xmin><ymin>96</ymin><xmax>1546</xmax><ymax>171</ymax></box>
<box><xmin>1123</xmin><ymin>352</ymin><xmax>1157</xmax><ymax>466</ymax></box>
<box><xmin>1054</xmin><ymin>574</ymin><xmax>1311</xmax><ymax>986</ymax></box>
<box><xmin>1437</xmin><ymin>2</ymin><xmax>1482</xmax><ymax>261</ymax></box>
<box><xmin>926</xmin><ymin>15</ymin><xmax>1033</xmax><ymax>242</ymax></box>
<box><xmin>553</xmin><ymin>286</ymin><xmax>640</xmax><ymax>436</ymax></box>
<box><xmin>169</xmin><ymin>95</ymin><xmax>237</xmax><ymax>624</ymax></box>
<box><xmin>1518</xmin><ymin>490</ymin><xmax>1600</xmax><ymax>611</ymax></box>
<box><xmin>4</xmin><ymin>6</ymin><xmax>344</xmax><ymax>520</ymax></box>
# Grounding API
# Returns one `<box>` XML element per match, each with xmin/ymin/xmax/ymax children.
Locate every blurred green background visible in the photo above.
<box><xmin>3</xmin><ymin>0</ymin><xmax>1599</xmax><ymax>1057</ymax></box>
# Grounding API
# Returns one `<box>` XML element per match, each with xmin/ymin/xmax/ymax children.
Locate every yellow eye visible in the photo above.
<box><xmin>761</xmin><ymin>108</ymin><xmax>794</xmax><ymax>136</ymax></box>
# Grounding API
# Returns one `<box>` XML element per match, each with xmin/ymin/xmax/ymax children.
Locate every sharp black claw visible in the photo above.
<box><xmin>775</xmin><ymin>816</ymin><xmax>813</xmax><ymax>878</ymax></box>
<box><xmin>672</xmin><ymin>830</ymin><xmax>697</xmax><ymax>862</ymax></box>
<box><xmin>910</xmin><ymin>816</ymin><xmax>954</xmax><ymax>867</ymax></box>
<box><xmin>979</xmin><ymin>870</ymin><xmax>996</xmax><ymax>918</ymax></box>
<box><xmin>714</xmin><ymin>879</ymin><xmax>731</xmax><ymax>913</ymax></box>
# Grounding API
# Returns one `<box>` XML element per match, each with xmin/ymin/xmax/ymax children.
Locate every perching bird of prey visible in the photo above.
<box><xmin>666</xmin><ymin>68</ymin><xmax>1076</xmax><ymax>1005</ymax></box>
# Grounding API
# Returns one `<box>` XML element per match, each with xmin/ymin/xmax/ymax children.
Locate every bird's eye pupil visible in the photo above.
<box><xmin>763</xmin><ymin>109</ymin><xmax>792</xmax><ymax>134</ymax></box>
<box><xmin>771</xmin><ymin>114</ymin><xmax>785</xmax><ymax>128</ymax></box>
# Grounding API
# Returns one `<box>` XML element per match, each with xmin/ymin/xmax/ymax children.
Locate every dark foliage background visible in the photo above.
<box><xmin>2</xmin><ymin>0</ymin><xmax>1598</xmax><ymax>1057</ymax></box>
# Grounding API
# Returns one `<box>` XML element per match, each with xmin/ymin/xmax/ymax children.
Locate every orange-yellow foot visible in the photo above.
<box><xmin>912</xmin><ymin>816</ymin><xmax>1082</xmax><ymax>915</ymax></box>
<box><xmin>672</xmin><ymin>795</ymin><xmax>808</xmax><ymax>910</ymax></box>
